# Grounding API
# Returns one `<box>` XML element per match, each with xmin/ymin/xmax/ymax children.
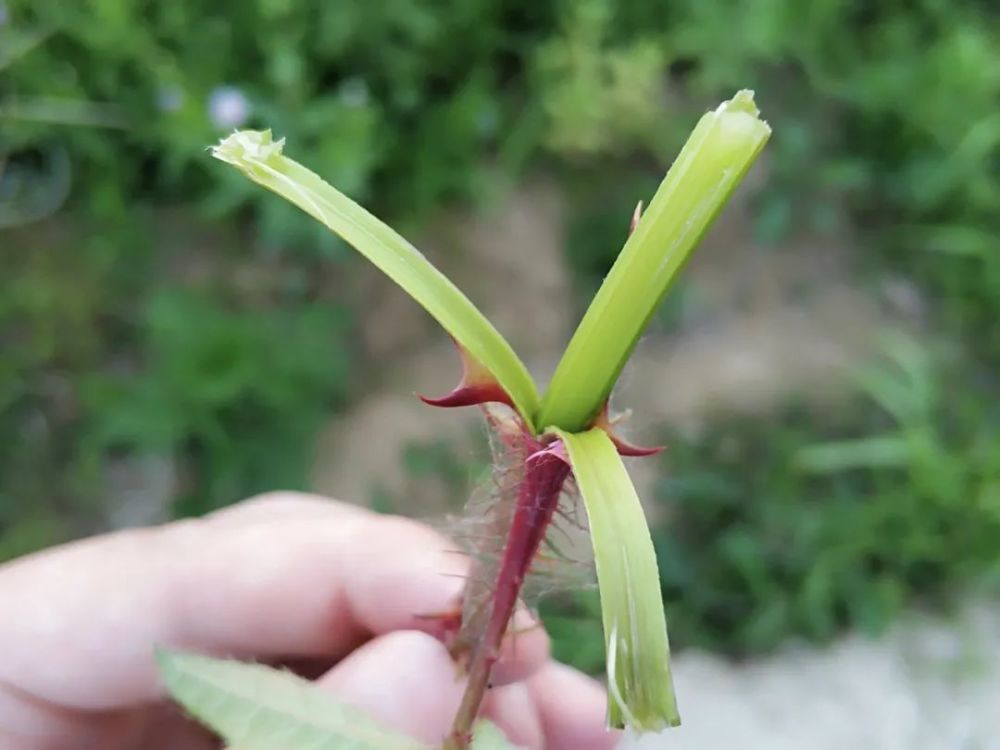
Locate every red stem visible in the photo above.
<box><xmin>444</xmin><ymin>445</ymin><xmax>570</xmax><ymax>748</ymax></box>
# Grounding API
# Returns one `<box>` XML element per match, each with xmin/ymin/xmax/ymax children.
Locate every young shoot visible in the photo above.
<box><xmin>158</xmin><ymin>90</ymin><xmax>771</xmax><ymax>750</ymax></box>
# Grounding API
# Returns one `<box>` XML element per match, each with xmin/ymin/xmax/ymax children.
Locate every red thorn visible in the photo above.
<box><xmin>629</xmin><ymin>200</ymin><xmax>644</xmax><ymax>236</ymax></box>
<box><xmin>611</xmin><ymin>435</ymin><xmax>665</xmax><ymax>457</ymax></box>
<box><xmin>592</xmin><ymin>401</ymin><xmax>664</xmax><ymax>457</ymax></box>
<box><xmin>418</xmin><ymin>340</ymin><xmax>515</xmax><ymax>410</ymax></box>
<box><xmin>415</xmin><ymin>606</ymin><xmax>463</xmax><ymax>633</ymax></box>
<box><xmin>419</xmin><ymin>384</ymin><xmax>514</xmax><ymax>409</ymax></box>
<box><xmin>416</xmin><ymin>606</ymin><xmax>469</xmax><ymax>666</ymax></box>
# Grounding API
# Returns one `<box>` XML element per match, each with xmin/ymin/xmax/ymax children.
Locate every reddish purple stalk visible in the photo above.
<box><xmin>424</xmin><ymin>343</ymin><xmax>658</xmax><ymax>747</ymax></box>
<box><xmin>444</xmin><ymin>434</ymin><xmax>571</xmax><ymax>749</ymax></box>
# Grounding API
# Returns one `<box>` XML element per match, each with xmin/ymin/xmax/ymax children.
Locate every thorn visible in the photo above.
<box><xmin>592</xmin><ymin>401</ymin><xmax>665</xmax><ymax>457</ymax></box>
<box><xmin>415</xmin><ymin>606</ymin><xmax>464</xmax><ymax>643</ymax></box>
<box><xmin>629</xmin><ymin>200</ymin><xmax>644</xmax><ymax>236</ymax></box>
<box><xmin>418</xmin><ymin>339</ymin><xmax>515</xmax><ymax>410</ymax></box>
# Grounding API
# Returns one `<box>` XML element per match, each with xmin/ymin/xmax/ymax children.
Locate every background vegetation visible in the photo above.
<box><xmin>2</xmin><ymin>0</ymin><xmax>997</xmax><ymax>658</ymax></box>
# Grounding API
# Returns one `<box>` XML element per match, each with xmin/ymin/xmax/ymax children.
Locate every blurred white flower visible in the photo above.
<box><xmin>207</xmin><ymin>86</ymin><xmax>251</xmax><ymax>129</ymax></box>
<box><xmin>338</xmin><ymin>77</ymin><xmax>370</xmax><ymax>108</ymax></box>
<box><xmin>156</xmin><ymin>87</ymin><xmax>184</xmax><ymax>113</ymax></box>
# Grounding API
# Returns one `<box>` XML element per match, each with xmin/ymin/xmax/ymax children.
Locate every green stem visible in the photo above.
<box><xmin>539</xmin><ymin>90</ymin><xmax>771</xmax><ymax>432</ymax></box>
<box><xmin>556</xmin><ymin>428</ymin><xmax>679</xmax><ymax>730</ymax></box>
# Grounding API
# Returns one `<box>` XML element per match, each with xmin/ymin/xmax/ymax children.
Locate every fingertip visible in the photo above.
<box><xmin>529</xmin><ymin>663</ymin><xmax>620</xmax><ymax>750</ymax></box>
<box><xmin>490</xmin><ymin>608</ymin><xmax>550</xmax><ymax>686</ymax></box>
<box><xmin>167</xmin><ymin>511</ymin><xmax>469</xmax><ymax>661</ymax></box>
<box><xmin>0</xmin><ymin>506</ymin><xmax>473</xmax><ymax>714</ymax></box>
<box><xmin>482</xmin><ymin>681</ymin><xmax>544</xmax><ymax>749</ymax></box>
<box><xmin>316</xmin><ymin>631</ymin><xmax>464</xmax><ymax>746</ymax></box>
<box><xmin>204</xmin><ymin>492</ymin><xmax>369</xmax><ymax>526</ymax></box>
<box><xmin>347</xmin><ymin>515</ymin><xmax>469</xmax><ymax>636</ymax></box>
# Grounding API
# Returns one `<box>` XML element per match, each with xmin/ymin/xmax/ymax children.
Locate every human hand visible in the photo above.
<box><xmin>0</xmin><ymin>493</ymin><xmax>617</xmax><ymax>750</ymax></box>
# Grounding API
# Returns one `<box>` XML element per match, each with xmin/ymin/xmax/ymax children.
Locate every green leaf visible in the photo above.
<box><xmin>470</xmin><ymin>720</ymin><xmax>519</xmax><ymax>749</ymax></box>
<box><xmin>539</xmin><ymin>91</ymin><xmax>771</xmax><ymax>432</ymax></box>
<box><xmin>553</xmin><ymin>428</ymin><xmax>680</xmax><ymax>731</ymax></box>
<box><xmin>212</xmin><ymin>130</ymin><xmax>540</xmax><ymax>430</ymax></box>
<box><xmin>157</xmin><ymin>648</ymin><xmax>519</xmax><ymax>750</ymax></box>
<box><xmin>156</xmin><ymin>648</ymin><xmax>426</xmax><ymax>750</ymax></box>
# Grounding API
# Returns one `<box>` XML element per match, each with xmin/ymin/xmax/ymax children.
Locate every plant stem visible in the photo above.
<box><xmin>444</xmin><ymin>444</ymin><xmax>570</xmax><ymax>749</ymax></box>
<box><xmin>538</xmin><ymin>90</ymin><xmax>771</xmax><ymax>432</ymax></box>
<box><xmin>556</xmin><ymin>428</ymin><xmax>679</xmax><ymax>729</ymax></box>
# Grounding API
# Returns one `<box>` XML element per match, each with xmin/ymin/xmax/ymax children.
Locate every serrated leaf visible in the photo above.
<box><xmin>470</xmin><ymin>720</ymin><xmax>519</xmax><ymax>749</ymax></box>
<box><xmin>212</xmin><ymin>130</ymin><xmax>540</xmax><ymax>431</ymax></box>
<box><xmin>156</xmin><ymin>648</ymin><xmax>427</xmax><ymax>750</ymax></box>
<box><xmin>553</xmin><ymin>428</ymin><xmax>680</xmax><ymax>731</ymax></box>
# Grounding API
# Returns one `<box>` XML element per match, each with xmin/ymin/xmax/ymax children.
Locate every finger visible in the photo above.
<box><xmin>482</xmin><ymin>681</ymin><xmax>544</xmax><ymax>750</ymax></box>
<box><xmin>136</xmin><ymin>704</ymin><xmax>218</xmax><ymax>750</ymax></box>
<box><xmin>528</xmin><ymin>663</ymin><xmax>619</xmax><ymax>750</ymax></box>
<box><xmin>313</xmin><ymin>630</ymin><xmax>463</xmax><ymax>747</ymax></box>
<box><xmin>0</xmin><ymin>681</ymin><xmax>140</xmax><ymax>750</ymax></box>
<box><xmin>489</xmin><ymin>607</ymin><xmax>550</xmax><ymax>688</ymax></box>
<box><xmin>268</xmin><ymin>606</ymin><xmax>549</xmax><ymax>691</ymax></box>
<box><xmin>0</xmin><ymin>505</ymin><xmax>461</xmax><ymax>710</ymax></box>
<box><xmin>0</xmin><ymin>501</ymin><xmax>549</xmax><ymax>714</ymax></box>
<box><xmin>204</xmin><ymin>491</ymin><xmax>369</xmax><ymax>527</ymax></box>
<box><xmin>173</xmin><ymin>513</ymin><xmax>545</xmax><ymax>684</ymax></box>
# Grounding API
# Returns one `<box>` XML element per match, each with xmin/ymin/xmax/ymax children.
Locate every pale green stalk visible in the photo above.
<box><xmin>540</xmin><ymin>90</ymin><xmax>771</xmax><ymax>432</ymax></box>
<box><xmin>554</xmin><ymin>428</ymin><xmax>679</xmax><ymax>730</ymax></box>
<box><xmin>212</xmin><ymin>130</ymin><xmax>540</xmax><ymax>430</ymax></box>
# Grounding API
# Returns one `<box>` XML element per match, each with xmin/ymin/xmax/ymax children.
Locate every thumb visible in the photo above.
<box><xmin>314</xmin><ymin>631</ymin><xmax>465</xmax><ymax>747</ymax></box>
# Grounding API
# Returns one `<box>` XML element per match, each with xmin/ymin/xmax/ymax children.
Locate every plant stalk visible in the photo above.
<box><xmin>444</xmin><ymin>443</ymin><xmax>570</xmax><ymax>749</ymax></box>
<box><xmin>538</xmin><ymin>90</ymin><xmax>771</xmax><ymax>432</ymax></box>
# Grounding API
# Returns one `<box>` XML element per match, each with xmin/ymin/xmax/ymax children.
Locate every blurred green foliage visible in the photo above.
<box><xmin>557</xmin><ymin>0</ymin><xmax>999</xmax><ymax>299</ymax></box>
<box><xmin>543</xmin><ymin>334</ymin><xmax>1000</xmax><ymax>661</ymax></box>
<box><xmin>1</xmin><ymin>0</ymin><xmax>560</xmax><ymax>239</ymax></box>
<box><xmin>544</xmin><ymin>0</ymin><xmax>999</xmax><ymax>656</ymax></box>
<box><xmin>655</xmin><ymin>335</ymin><xmax>1000</xmax><ymax>654</ymax></box>
<box><xmin>2</xmin><ymin>0</ymin><xmax>998</xmax><ymax>662</ymax></box>
<box><xmin>2</xmin><ymin>0</ymin><xmax>558</xmax><ymax>541</ymax></box>
<box><xmin>82</xmin><ymin>290</ymin><xmax>353</xmax><ymax>515</ymax></box>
